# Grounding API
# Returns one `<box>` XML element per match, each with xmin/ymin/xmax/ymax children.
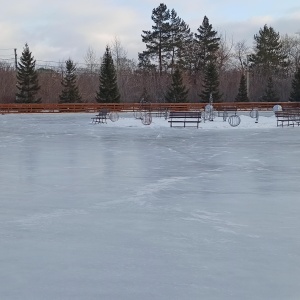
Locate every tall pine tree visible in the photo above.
<box><xmin>96</xmin><ymin>46</ymin><xmax>120</xmax><ymax>103</ymax></box>
<box><xmin>262</xmin><ymin>77</ymin><xmax>279</xmax><ymax>102</ymax></box>
<box><xmin>177</xmin><ymin>25</ymin><xmax>194</xmax><ymax>73</ymax></box>
<box><xmin>16</xmin><ymin>43</ymin><xmax>41</xmax><ymax>103</ymax></box>
<box><xmin>167</xmin><ymin>9</ymin><xmax>192</xmax><ymax>73</ymax></box>
<box><xmin>249</xmin><ymin>24</ymin><xmax>288</xmax><ymax>76</ymax></box>
<box><xmin>194</xmin><ymin>16</ymin><xmax>221</xmax><ymax>101</ymax></box>
<box><xmin>139</xmin><ymin>3</ymin><xmax>170</xmax><ymax>74</ymax></box>
<box><xmin>235</xmin><ymin>73</ymin><xmax>249</xmax><ymax>102</ymax></box>
<box><xmin>289</xmin><ymin>67</ymin><xmax>300</xmax><ymax>102</ymax></box>
<box><xmin>194</xmin><ymin>16</ymin><xmax>220</xmax><ymax>71</ymax></box>
<box><xmin>165</xmin><ymin>67</ymin><xmax>188</xmax><ymax>103</ymax></box>
<box><xmin>200</xmin><ymin>62</ymin><xmax>222</xmax><ymax>102</ymax></box>
<box><xmin>59</xmin><ymin>59</ymin><xmax>82</xmax><ymax>103</ymax></box>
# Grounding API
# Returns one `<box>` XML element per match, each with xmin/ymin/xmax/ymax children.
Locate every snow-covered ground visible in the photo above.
<box><xmin>1</xmin><ymin>112</ymin><xmax>300</xmax><ymax>300</ymax></box>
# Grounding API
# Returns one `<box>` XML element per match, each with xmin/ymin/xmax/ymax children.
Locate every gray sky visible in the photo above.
<box><xmin>1</xmin><ymin>0</ymin><xmax>299</xmax><ymax>67</ymax></box>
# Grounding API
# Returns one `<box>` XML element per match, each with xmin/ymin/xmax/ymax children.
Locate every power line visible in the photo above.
<box><xmin>0</xmin><ymin>58</ymin><xmax>15</xmax><ymax>61</ymax></box>
<box><xmin>0</xmin><ymin>48</ymin><xmax>15</xmax><ymax>51</ymax></box>
<box><xmin>1</xmin><ymin>48</ymin><xmax>90</xmax><ymax>70</ymax></box>
<box><xmin>36</xmin><ymin>59</ymin><xmax>63</xmax><ymax>64</ymax></box>
<box><xmin>36</xmin><ymin>59</ymin><xmax>87</xmax><ymax>66</ymax></box>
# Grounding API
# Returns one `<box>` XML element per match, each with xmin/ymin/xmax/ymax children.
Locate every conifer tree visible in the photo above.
<box><xmin>165</xmin><ymin>67</ymin><xmax>188</xmax><ymax>103</ymax></box>
<box><xmin>177</xmin><ymin>27</ymin><xmax>194</xmax><ymax>73</ymax></box>
<box><xmin>59</xmin><ymin>59</ymin><xmax>82</xmax><ymax>103</ymax></box>
<box><xmin>199</xmin><ymin>62</ymin><xmax>222</xmax><ymax>102</ymax></box>
<box><xmin>289</xmin><ymin>67</ymin><xmax>300</xmax><ymax>102</ymax></box>
<box><xmin>167</xmin><ymin>9</ymin><xmax>192</xmax><ymax>73</ymax></box>
<box><xmin>249</xmin><ymin>24</ymin><xmax>288</xmax><ymax>76</ymax></box>
<box><xmin>138</xmin><ymin>52</ymin><xmax>156</xmax><ymax>72</ymax></box>
<box><xmin>140</xmin><ymin>3</ymin><xmax>170</xmax><ymax>75</ymax></box>
<box><xmin>194</xmin><ymin>16</ymin><xmax>220</xmax><ymax>71</ymax></box>
<box><xmin>262</xmin><ymin>77</ymin><xmax>279</xmax><ymax>102</ymax></box>
<box><xmin>235</xmin><ymin>73</ymin><xmax>249</xmax><ymax>102</ymax></box>
<box><xmin>139</xmin><ymin>4</ymin><xmax>194</xmax><ymax>74</ymax></box>
<box><xmin>96</xmin><ymin>46</ymin><xmax>120</xmax><ymax>103</ymax></box>
<box><xmin>16</xmin><ymin>43</ymin><xmax>41</xmax><ymax>103</ymax></box>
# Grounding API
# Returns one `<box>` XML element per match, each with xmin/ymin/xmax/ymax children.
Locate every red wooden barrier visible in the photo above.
<box><xmin>0</xmin><ymin>102</ymin><xmax>299</xmax><ymax>114</ymax></box>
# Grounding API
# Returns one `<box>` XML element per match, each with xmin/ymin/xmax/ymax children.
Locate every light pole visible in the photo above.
<box><xmin>14</xmin><ymin>48</ymin><xmax>17</xmax><ymax>70</ymax></box>
<box><xmin>246</xmin><ymin>55</ymin><xmax>250</xmax><ymax>100</ymax></box>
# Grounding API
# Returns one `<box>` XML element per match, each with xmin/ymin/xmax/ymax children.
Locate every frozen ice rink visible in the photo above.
<box><xmin>1</xmin><ymin>113</ymin><xmax>300</xmax><ymax>299</ymax></box>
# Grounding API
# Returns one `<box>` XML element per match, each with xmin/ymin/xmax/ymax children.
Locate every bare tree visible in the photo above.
<box><xmin>233</xmin><ymin>40</ymin><xmax>250</xmax><ymax>71</ymax></box>
<box><xmin>110</xmin><ymin>36</ymin><xmax>128</xmax><ymax>73</ymax></box>
<box><xmin>110</xmin><ymin>36</ymin><xmax>141</xmax><ymax>102</ymax></box>
<box><xmin>217</xmin><ymin>33</ymin><xmax>234</xmax><ymax>71</ymax></box>
<box><xmin>0</xmin><ymin>62</ymin><xmax>16</xmax><ymax>103</ymax></box>
<box><xmin>37</xmin><ymin>71</ymin><xmax>61</xmax><ymax>103</ymax></box>
<box><xmin>281</xmin><ymin>34</ymin><xmax>300</xmax><ymax>74</ymax></box>
<box><xmin>84</xmin><ymin>46</ymin><xmax>99</xmax><ymax>73</ymax></box>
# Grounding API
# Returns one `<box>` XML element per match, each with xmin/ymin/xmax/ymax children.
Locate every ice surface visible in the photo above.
<box><xmin>1</xmin><ymin>112</ymin><xmax>300</xmax><ymax>299</ymax></box>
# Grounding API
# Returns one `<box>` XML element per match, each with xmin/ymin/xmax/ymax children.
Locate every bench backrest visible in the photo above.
<box><xmin>169</xmin><ymin>111</ymin><xmax>201</xmax><ymax>118</ymax></box>
<box><xmin>275</xmin><ymin>111</ymin><xmax>300</xmax><ymax>118</ymax></box>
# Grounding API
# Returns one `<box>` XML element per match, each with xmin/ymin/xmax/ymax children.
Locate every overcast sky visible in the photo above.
<box><xmin>0</xmin><ymin>0</ymin><xmax>300</xmax><ymax>67</ymax></box>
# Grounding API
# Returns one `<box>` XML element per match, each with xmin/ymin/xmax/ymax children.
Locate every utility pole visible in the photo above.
<box><xmin>14</xmin><ymin>48</ymin><xmax>17</xmax><ymax>69</ymax></box>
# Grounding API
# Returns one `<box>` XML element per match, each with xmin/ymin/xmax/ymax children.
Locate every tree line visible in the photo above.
<box><xmin>1</xmin><ymin>2</ymin><xmax>300</xmax><ymax>104</ymax></box>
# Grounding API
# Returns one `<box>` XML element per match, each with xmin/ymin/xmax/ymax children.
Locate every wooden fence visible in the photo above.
<box><xmin>0</xmin><ymin>102</ymin><xmax>299</xmax><ymax>114</ymax></box>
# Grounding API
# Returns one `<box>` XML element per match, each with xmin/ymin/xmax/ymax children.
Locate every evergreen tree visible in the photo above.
<box><xmin>194</xmin><ymin>16</ymin><xmax>220</xmax><ymax>71</ymax></box>
<box><xmin>249</xmin><ymin>24</ymin><xmax>289</xmax><ymax>76</ymax></box>
<box><xmin>262</xmin><ymin>77</ymin><xmax>279</xmax><ymax>102</ymax></box>
<box><xmin>59</xmin><ymin>59</ymin><xmax>82</xmax><ymax>103</ymax></box>
<box><xmin>16</xmin><ymin>43</ymin><xmax>41</xmax><ymax>103</ymax></box>
<box><xmin>235</xmin><ymin>73</ymin><xmax>249</xmax><ymax>102</ymax></box>
<box><xmin>289</xmin><ymin>67</ymin><xmax>300</xmax><ymax>102</ymax></box>
<box><xmin>177</xmin><ymin>27</ymin><xmax>195</xmax><ymax>73</ymax></box>
<box><xmin>140</xmin><ymin>6</ymin><xmax>193</xmax><ymax>74</ymax></box>
<box><xmin>96</xmin><ymin>46</ymin><xmax>120</xmax><ymax>103</ymax></box>
<box><xmin>165</xmin><ymin>67</ymin><xmax>188</xmax><ymax>103</ymax></box>
<box><xmin>167</xmin><ymin>9</ymin><xmax>192</xmax><ymax>73</ymax></box>
<box><xmin>139</xmin><ymin>3</ymin><xmax>170</xmax><ymax>74</ymax></box>
<box><xmin>199</xmin><ymin>62</ymin><xmax>222</xmax><ymax>102</ymax></box>
<box><xmin>138</xmin><ymin>52</ymin><xmax>156</xmax><ymax>72</ymax></box>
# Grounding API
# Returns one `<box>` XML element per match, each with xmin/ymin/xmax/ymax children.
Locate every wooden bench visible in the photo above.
<box><xmin>217</xmin><ymin>106</ymin><xmax>237</xmax><ymax>117</ymax></box>
<box><xmin>168</xmin><ymin>111</ymin><xmax>202</xmax><ymax>128</ymax></box>
<box><xmin>91</xmin><ymin>109</ymin><xmax>109</xmax><ymax>124</ymax></box>
<box><xmin>275</xmin><ymin>110</ymin><xmax>300</xmax><ymax>127</ymax></box>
